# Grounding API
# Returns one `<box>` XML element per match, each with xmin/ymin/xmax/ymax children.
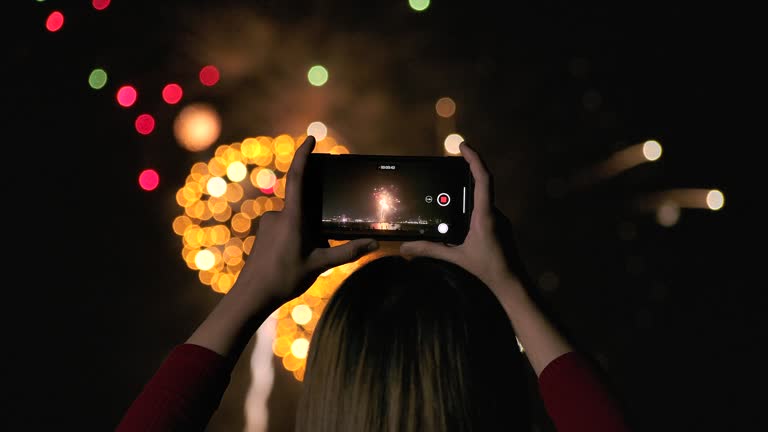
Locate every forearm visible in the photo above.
<box><xmin>491</xmin><ymin>276</ymin><xmax>573</xmax><ymax>376</ymax></box>
<box><xmin>186</xmin><ymin>278</ymin><xmax>282</xmax><ymax>362</ymax></box>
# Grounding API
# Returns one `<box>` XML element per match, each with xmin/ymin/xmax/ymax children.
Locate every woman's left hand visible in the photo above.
<box><xmin>233</xmin><ymin>135</ymin><xmax>379</xmax><ymax>307</ymax></box>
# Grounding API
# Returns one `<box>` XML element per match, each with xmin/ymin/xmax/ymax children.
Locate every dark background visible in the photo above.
<box><xmin>12</xmin><ymin>1</ymin><xmax>754</xmax><ymax>431</ymax></box>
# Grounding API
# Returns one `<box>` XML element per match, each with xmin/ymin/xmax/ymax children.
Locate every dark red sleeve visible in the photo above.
<box><xmin>116</xmin><ymin>344</ymin><xmax>233</xmax><ymax>432</ymax></box>
<box><xmin>538</xmin><ymin>351</ymin><xmax>630</xmax><ymax>432</ymax></box>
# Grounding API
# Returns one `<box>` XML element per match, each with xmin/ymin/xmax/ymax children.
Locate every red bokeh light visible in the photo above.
<box><xmin>46</xmin><ymin>11</ymin><xmax>64</xmax><ymax>32</ymax></box>
<box><xmin>116</xmin><ymin>86</ymin><xmax>137</xmax><ymax>107</ymax></box>
<box><xmin>259</xmin><ymin>187</ymin><xmax>274</xmax><ymax>195</ymax></box>
<box><xmin>139</xmin><ymin>169</ymin><xmax>160</xmax><ymax>191</ymax></box>
<box><xmin>199</xmin><ymin>65</ymin><xmax>220</xmax><ymax>86</ymax></box>
<box><xmin>135</xmin><ymin>114</ymin><xmax>156</xmax><ymax>135</ymax></box>
<box><xmin>162</xmin><ymin>83</ymin><xmax>183</xmax><ymax>104</ymax></box>
<box><xmin>92</xmin><ymin>0</ymin><xmax>111</xmax><ymax>11</ymax></box>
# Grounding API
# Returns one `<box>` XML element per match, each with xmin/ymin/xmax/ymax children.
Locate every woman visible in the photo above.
<box><xmin>117</xmin><ymin>136</ymin><xmax>630</xmax><ymax>431</ymax></box>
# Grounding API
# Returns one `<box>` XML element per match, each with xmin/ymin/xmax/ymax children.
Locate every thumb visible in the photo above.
<box><xmin>306</xmin><ymin>238</ymin><xmax>379</xmax><ymax>273</ymax></box>
<box><xmin>400</xmin><ymin>241</ymin><xmax>456</xmax><ymax>263</ymax></box>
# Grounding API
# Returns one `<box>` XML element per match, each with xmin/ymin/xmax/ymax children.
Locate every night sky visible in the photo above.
<box><xmin>12</xmin><ymin>1</ymin><xmax>752</xmax><ymax>431</ymax></box>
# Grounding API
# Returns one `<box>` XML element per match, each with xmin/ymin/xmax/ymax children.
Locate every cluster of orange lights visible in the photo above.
<box><xmin>174</xmin><ymin>132</ymin><xmax>350</xmax><ymax>379</ymax></box>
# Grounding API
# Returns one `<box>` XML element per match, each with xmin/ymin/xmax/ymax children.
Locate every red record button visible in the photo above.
<box><xmin>437</xmin><ymin>193</ymin><xmax>450</xmax><ymax>207</ymax></box>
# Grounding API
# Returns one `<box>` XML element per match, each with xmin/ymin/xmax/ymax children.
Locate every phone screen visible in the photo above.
<box><xmin>304</xmin><ymin>154</ymin><xmax>474</xmax><ymax>243</ymax></box>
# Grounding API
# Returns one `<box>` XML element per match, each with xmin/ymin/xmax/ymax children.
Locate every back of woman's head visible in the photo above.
<box><xmin>296</xmin><ymin>255</ymin><xmax>530</xmax><ymax>432</ymax></box>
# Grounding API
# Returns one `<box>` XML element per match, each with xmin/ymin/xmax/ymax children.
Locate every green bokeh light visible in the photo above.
<box><xmin>88</xmin><ymin>68</ymin><xmax>108</xmax><ymax>90</ymax></box>
<box><xmin>409</xmin><ymin>0</ymin><xmax>430</xmax><ymax>12</ymax></box>
<box><xmin>307</xmin><ymin>65</ymin><xmax>329</xmax><ymax>87</ymax></box>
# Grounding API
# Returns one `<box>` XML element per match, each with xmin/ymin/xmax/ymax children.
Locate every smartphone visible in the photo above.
<box><xmin>303</xmin><ymin>153</ymin><xmax>474</xmax><ymax>243</ymax></box>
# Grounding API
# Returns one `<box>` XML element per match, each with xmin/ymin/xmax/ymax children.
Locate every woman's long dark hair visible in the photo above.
<box><xmin>296</xmin><ymin>255</ymin><xmax>531</xmax><ymax>431</ymax></box>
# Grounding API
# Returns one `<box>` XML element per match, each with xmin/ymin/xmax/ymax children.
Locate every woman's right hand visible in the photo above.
<box><xmin>400</xmin><ymin>142</ymin><xmax>525</xmax><ymax>292</ymax></box>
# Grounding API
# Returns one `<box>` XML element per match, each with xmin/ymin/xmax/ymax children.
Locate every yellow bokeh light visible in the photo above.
<box><xmin>293</xmin><ymin>367</ymin><xmax>305</xmax><ymax>381</ymax></box>
<box><xmin>282</xmin><ymin>353</ymin><xmax>303</xmax><ymax>371</ymax></box>
<box><xmin>291</xmin><ymin>338</ymin><xmax>310</xmax><ymax>359</ymax></box>
<box><xmin>243</xmin><ymin>235</ymin><xmax>255</xmax><ymax>254</ymax></box>
<box><xmin>329</xmin><ymin>145</ymin><xmax>350</xmax><ymax>155</ymax></box>
<box><xmin>275</xmin><ymin>157</ymin><xmax>293</xmax><ymax>173</ymax></box>
<box><xmin>195</xmin><ymin>249</ymin><xmax>216</xmax><ymax>271</ymax></box>
<box><xmin>182</xmin><ymin>182</ymin><xmax>203</xmax><ymax>202</ymax></box>
<box><xmin>212</xmin><ymin>272</ymin><xmax>234</xmax><ymax>294</ymax></box>
<box><xmin>435</xmin><ymin>97</ymin><xmax>456</xmax><ymax>118</ymax></box>
<box><xmin>224</xmin><ymin>182</ymin><xmax>244</xmax><ymax>203</ymax></box>
<box><xmin>183</xmin><ymin>226</ymin><xmax>204</xmax><ymax>248</ymax></box>
<box><xmin>191</xmin><ymin>162</ymin><xmax>209</xmax><ymax>176</ymax></box>
<box><xmin>444</xmin><ymin>133</ymin><xmax>464</xmax><ymax>155</ymax></box>
<box><xmin>315</xmin><ymin>136</ymin><xmax>336</xmax><ymax>153</ymax></box>
<box><xmin>274</xmin><ymin>135</ymin><xmax>295</xmax><ymax>157</ymax></box>
<box><xmin>226</xmin><ymin>161</ymin><xmax>247</xmax><ymax>182</ymax></box>
<box><xmin>255</xmin><ymin>168</ymin><xmax>277</xmax><ymax>189</ymax></box>
<box><xmin>223</xmin><ymin>245</ymin><xmax>243</xmax><ymax>266</ymax></box>
<box><xmin>207</xmin><ymin>197</ymin><xmax>229</xmax><ymax>214</ymax></box>
<box><xmin>231</xmin><ymin>212</ymin><xmax>252</xmax><ymax>234</ymax></box>
<box><xmin>198</xmin><ymin>270</ymin><xmax>215</xmax><ymax>286</ymax></box>
<box><xmin>206</xmin><ymin>177</ymin><xmax>227</xmax><ymax>197</ymax></box>
<box><xmin>172</xmin><ymin>216</ymin><xmax>193</xmax><ymax>236</ymax></box>
<box><xmin>307</xmin><ymin>122</ymin><xmax>328</xmax><ymax>141</ymax></box>
<box><xmin>240</xmin><ymin>139</ymin><xmax>257</xmax><ymax>160</ymax></box>
<box><xmin>174</xmin><ymin>134</ymin><xmax>375</xmax><ymax>382</ymax></box>
<box><xmin>706</xmin><ymin>189</ymin><xmax>724</xmax><ymax>210</ymax></box>
<box><xmin>274</xmin><ymin>176</ymin><xmax>287</xmax><ymax>199</ymax></box>
<box><xmin>240</xmin><ymin>199</ymin><xmax>257</xmax><ymax>218</ymax></box>
<box><xmin>291</xmin><ymin>304</ymin><xmax>313</xmax><ymax>325</ymax></box>
<box><xmin>642</xmin><ymin>140</ymin><xmax>662</xmax><ymax>161</ymax></box>
<box><xmin>213</xmin><ymin>205</ymin><xmax>232</xmax><ymax>222</ymax></box>
<box><xmin>210</xmin><ymin>225</ymin><xmax>231</xmax><ymax>245</ymax></box>
<box><xmin>173</xmin><ymin>103</ymin><xmax>221</xmax><ymax>152</ymax></box>
<box><xmin>273</xmin><ymin>336</ymin><xmax>292</xmax><ymax>357</ymax></box>
<box><xmin>268</xmin><ymin>197</ymin><xmax>284</xmax><ymax>212</ymax></box>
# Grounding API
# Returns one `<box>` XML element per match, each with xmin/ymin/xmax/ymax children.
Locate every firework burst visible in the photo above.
<box><xmin>373</xmin><ymin>185</ymin><xmax>400</xmax><ymax>222</ymax></box>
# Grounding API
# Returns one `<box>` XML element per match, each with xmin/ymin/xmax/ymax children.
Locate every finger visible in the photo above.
<box><xmin>258</xmin><ymin>210</ymin><xmax>279</xmax><ymax>229</ymax></box>
<box><xmin>459</xmin><ymin>141</ymin><xmax>492</xmax><ymax>214</ymax></box>
<box><xmin>305</xmin><ymin>238</ymin><xmax>379</xmax><ymax>273</ymax></box>
<box><xmin>284</xmin><ymin>135</ymin><xmax>317</xmax><ymax>219</ymax></box>
<box><xmin>400</xmin><ymin>240</ymin><xmax>457</xmax><ymax>263</ymax></box>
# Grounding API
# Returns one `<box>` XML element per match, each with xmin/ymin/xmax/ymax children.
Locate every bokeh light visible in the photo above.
<box><xmin>409</xmin><ymin>0</ymin><xmax>430</xmax><ymax>12</ymax></box>
<box><xmin>175</xmin><ymin>133</ymin><xmax>370</xmax><ymax>380</ymax></box>
<box><xmin>116</xmin><ymin>86</ymin><xmax>137</xmax><ymax>107</ymax></box>
<box><xmin>138</xmin><ymin>169</ymin><xmax>160</xmax><ymax>191</ymax></box>
<box><xmin>291</xmin><ymin>304</ymin><xmax>312</xmax><ymax>325</ymax></box>
<box><xmin>307</xmin><ymin>65</ymin><xmax>329</xmax><ymax>86</ymax></box>
<box><xmin>227</xmin><ymin>161</ymin><xmax>248</xmax><ymax>182</ymax></box>
<box><xmin>46</xmin><ymin>11</ymin><xmax>64</xmax><ymax>32</ymax></box>
<box><xmin>88</xmin><ymin>68</ymin><xmax>108</xmax><ymax>90</ymax></box>
<box><xmin>307</xmin><ymin>122</ymin><xmax>328</xmax><ymax>141</ymax></box>
<box><xmin>173</xmin><ymin>103</ymin><xmax>221</xmax><ymax>152</ymax></box>
<box><xmin>656</xmin><ymin>202</ymin><xmax>680</xmax><ymax>227</ymax></box>
<box><xmin>207</xmin><ymin>177</ymin><xmax>228</xmax><ymax>198</ymax></box>
<box><xmin>435</xmin><ymin>97</ymin><xmax>456</xmax><ymax>117</ymax></box>
<box><xmin>92</xmin><ymin>0</ymin><xmax>111</xmax><ymax>10</ymax></box>
<box><xmin>291</xmin><ymin>338</ymin><xmax>310</xmax><ymax>359</ymax></box>
<box><xmin>706</xmin><ymin>189</ymin><xmax>724</xmax><ymax>210</ymax></box>
<box><xmin>199</xmin><ymin>65</ymin><xmax>220</xmax><ymax>86</ymax></box>
<box><xmin>135</xmin><ymin>114</ymin><xmax>156</xmax><ymax>135</ymax></box>
<box><xmin>195</xmin><ymin>249</ymin><xmax>216</xmax><ymax>271</ymax></box>
<box><xmin>255</xmin><ymin>168</ymin><xmax>277</xmax><ymax>190</ymax></box>
<box><xmin>444</xmin><ymin>133</ymin><xmax>464</xmax><ymax>154</ymax></box>
<box><xmin>162</xmin><ymin>83</ymin><xmax>183</xmax><ymax>104</ymax></box>
<box><xmin>642</xmin><ymin>140</ymin><xmax>663</xmax><ymax>161</ymax></box>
